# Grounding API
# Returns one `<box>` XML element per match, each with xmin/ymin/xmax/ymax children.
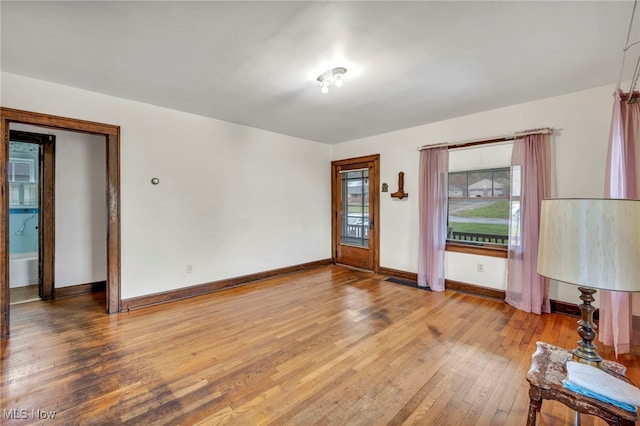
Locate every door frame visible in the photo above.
<box><xmin>331</xmin><ymin>154</ymin><xmax>380</xmax><ymax>272</ymax></box>
<box><xmin>1</xmin><ymin>107</ymin><xmax>121</xmax><ymax>339</ymax></box>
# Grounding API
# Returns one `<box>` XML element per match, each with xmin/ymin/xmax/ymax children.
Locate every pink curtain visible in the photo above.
<box><xmin>418</xmin><ymin>147</ymin><xmax>449</xmax><ymax>291</ymax></box>
<box><xmin>505</xmin><ymin>134</ymin><xmax>551</xmax><ymax>314</ymax></box>
<box><xmin>599</xmin><ymin>89</ymin><xmax>640</xmax><ymax>356</ymax></box>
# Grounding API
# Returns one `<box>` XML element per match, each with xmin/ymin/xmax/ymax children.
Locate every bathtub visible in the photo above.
<box><xmin>10</xmin><ymin>252</ymin><xmax>39</xmax><ymax>288</ymax></box>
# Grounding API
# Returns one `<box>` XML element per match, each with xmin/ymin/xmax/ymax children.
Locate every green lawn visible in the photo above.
<box><xmin>347</xmin><ymin>206</ymin><xmax>368</xmax><ymax>214</ymax></box>
<box><xmin>448</xmin><ymin>222</ymin><xmax>508</xmax><ymax>236</ymax></box>
<box><xmin>457</xmin><ymin>200</ymin><xmax>509</xmax><ymax>219</ymax></box>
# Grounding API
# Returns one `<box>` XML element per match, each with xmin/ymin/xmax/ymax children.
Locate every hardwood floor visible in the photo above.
<box><xmin>1</xmin><ymin>265</ymin><xmax>639</xmax><ymax>425</ymax></box>
<box><xmin>9</xmin><ymin>284</ymin><xmax>38</xmax><ymax>304</ymax></box>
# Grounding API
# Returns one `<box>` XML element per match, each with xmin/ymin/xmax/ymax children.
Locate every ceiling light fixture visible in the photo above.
<box><xmin>317</xmin><ymin>67</ymin><xmax>347</xmax><ymax>93</ymax></box>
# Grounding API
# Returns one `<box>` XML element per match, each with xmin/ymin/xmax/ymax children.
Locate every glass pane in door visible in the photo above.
<box><xmin>341</xmin><ymin>169</ymin><xmax>369</xmax><ymax>247</ymax></box>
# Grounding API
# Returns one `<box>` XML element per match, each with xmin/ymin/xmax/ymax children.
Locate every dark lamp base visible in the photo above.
<box><xmin>572</xmin><ymin>286</ymin><xmax>606</xmax><ymax>370</ymax></box>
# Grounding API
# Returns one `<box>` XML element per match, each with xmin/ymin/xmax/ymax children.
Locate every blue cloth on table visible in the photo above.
<box><xmin>562</xmin><ymin>380</ymin><xmax>637</xmax><ymax>412</ymax></box>
<box><xmin>563</xmin><ymin>361</ymin><xmax>640</xmax><ymax>413</ymax></box>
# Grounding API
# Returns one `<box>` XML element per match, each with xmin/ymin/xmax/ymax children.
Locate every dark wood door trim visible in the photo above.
<box><xmin>1</xmin><ymin>107</ymin><xmax>121</xmax><ymax>339</ymax></box>
<box><xmin>331</xmin><ymin>154</ymin><xmax>380</xmax><ymax>272</ymax></box>
<box><xmin>105</xmin><ymin>132</ymin><xmax>121</xmax><ymax>314</ymax></box>
<box><xmin>41</xmin><ymin>141</ymin><xmax>55</xmax><ymax>300</ymax></box>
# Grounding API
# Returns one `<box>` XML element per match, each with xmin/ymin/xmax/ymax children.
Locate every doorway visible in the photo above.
<box><xmin>8</xmin><ymin>130</ymin><xmax>55</xmax><ymax>303</ymax></box>
<box><xmin>331</xmin><ymin>154</ymin><xmax>380</xmax><ymax>271</ymax></box>
<box><xmin>1</xmin><ymin>107</ymin><xmax>121</xmax><ymax>339</ymax></box>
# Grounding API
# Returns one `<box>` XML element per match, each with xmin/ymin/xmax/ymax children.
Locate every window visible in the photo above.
<box><xmin>8</xmin><ymin>158</ymin><xmax>37</xmax><ymax>207</ymax></box>
<box><xmin>8</xmin><ymin>158</ymin><xmax>35</xmax><ymax>182</ymax></box>
<box><xmin>447</xmin><ymin>167</ymin><xmax>510</xmax><ymax>246</ymax></box>
<box><xmin>341</xmin><ymin>169</ymin><xmax>369</xmax><ymax>247</ymax></box>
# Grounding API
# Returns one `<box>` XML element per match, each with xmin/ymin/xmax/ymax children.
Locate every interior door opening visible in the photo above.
<box><xmin>1</xmin><ymin>107</ymin><xmax>121</xmax><ymax>339</ymax></box>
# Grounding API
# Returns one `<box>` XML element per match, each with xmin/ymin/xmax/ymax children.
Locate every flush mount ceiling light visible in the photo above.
<box><xmin>317</xmin><ymin>67</ymin><xmax>347</xmax><ymax>93</ymax></box>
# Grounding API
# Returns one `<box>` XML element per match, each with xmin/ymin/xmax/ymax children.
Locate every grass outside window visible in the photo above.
<box><xmin>447</xmin><ymin>167</ymin><xmax>510</xmax><ymax>251</ymax></box>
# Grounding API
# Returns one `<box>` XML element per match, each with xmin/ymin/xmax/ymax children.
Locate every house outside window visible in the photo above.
<box><xmin>447</xmin><ymin>167</ymin><xmax>510</xmax><ymax>246</ymax></box>
<box><xmin>341</xmin><ymin>169</ymin><xmax>369</xmax><ymax>246</ymax></box>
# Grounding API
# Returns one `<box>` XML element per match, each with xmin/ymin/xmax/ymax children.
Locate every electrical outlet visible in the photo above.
<box><xmin>187</xmin><ymin>264</ymin><xmax>193</xmax><ymax>274</ymax></box>
<box><xmin>477</xmin><ymin>263</ymin><xmax>484</xmax><ymax>273</ymax></box>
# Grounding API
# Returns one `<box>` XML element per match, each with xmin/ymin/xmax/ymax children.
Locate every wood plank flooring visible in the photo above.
<box><xmin>1</xmin><ymin>265</ymin><xmax>639</xmax><ymax>425</ymax></box>
<box><xmin>9</xmin><ymin>284</ymin><xmax>39</xmax><ymax>304</ymax></box>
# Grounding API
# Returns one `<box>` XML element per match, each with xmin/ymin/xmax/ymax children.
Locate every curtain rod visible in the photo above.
<box><xmin>618</xmin><ymin>0</ymin><xmax>639</xmax><ymax>97</ymax></box>
<box><xmin>417</xmin><ymin>127</ymin><xmax>553</xmax><ymax>151</ymax></box>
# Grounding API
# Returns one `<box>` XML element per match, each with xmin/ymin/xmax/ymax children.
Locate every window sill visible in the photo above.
<box><xmin>445</xmin><ymin>242</ymin><xmax>508</xmax><ymax>259</ymax></box>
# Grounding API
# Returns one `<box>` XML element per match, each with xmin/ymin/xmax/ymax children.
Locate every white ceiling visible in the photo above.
<box><xmin>2</xmin><ymin>1</ymin><xmax>639</xmax><ymax>144</ymax></box>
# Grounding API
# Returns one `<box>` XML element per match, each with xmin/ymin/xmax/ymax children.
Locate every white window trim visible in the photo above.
<box><xmin>8</xmin><ymin>157</ymin><xmax>36</xmax><ymax>183</ymax></box>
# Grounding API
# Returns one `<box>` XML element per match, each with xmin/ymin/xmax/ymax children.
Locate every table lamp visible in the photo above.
<box><xmin>537</xmin><ymin>198</ymin><xmax>640</xmax><ymax>369</ymax></box>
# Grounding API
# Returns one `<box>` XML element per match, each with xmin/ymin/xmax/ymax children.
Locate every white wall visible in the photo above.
<box><xmin>54</xmin><ymin>129</ymin><xmax>107</xmax><ymax>287</ymax></box>
<box><xmin>2</xmin><ymin>72</ymin><xmax>332</xmax><ymax>299</ymax></box>
<box><xmin>331</xmin><ymin>83</ymin><xmax>618</xmax><ymax>304</ymax></box>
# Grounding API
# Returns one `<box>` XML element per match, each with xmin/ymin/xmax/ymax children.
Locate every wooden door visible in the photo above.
<box><xmin>331</xmin><ymin>155</ymin><xmax>379</xmax><ymax>271</ymax></box>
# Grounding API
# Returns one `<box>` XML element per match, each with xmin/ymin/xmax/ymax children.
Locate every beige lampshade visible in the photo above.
<box><xmin>537</xmin><ymin>198</ymin><xmax>640</xmax><ymax>292</ymax></box>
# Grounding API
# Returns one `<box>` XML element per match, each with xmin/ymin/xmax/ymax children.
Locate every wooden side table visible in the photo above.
<box><xmin>526</xmin><ymin>341</ymin><xmax>639</xmax><ymax>425</ymax></box>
